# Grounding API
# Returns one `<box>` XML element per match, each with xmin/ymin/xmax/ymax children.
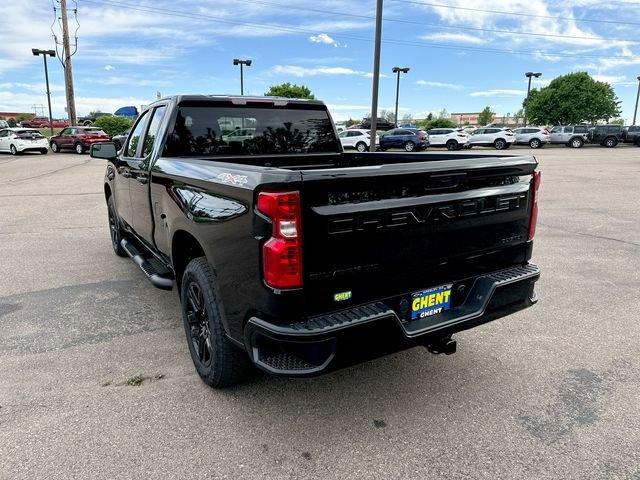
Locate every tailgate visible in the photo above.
<box><xmin>299</xmin><ymin>155</ymin><xmax>537</xmax><ymax>316</ymax></box>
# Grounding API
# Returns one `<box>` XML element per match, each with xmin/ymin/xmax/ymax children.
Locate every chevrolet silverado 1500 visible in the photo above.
<box><xmin>91</xmin><ymin>95</ymin><xmax>541</xmax><ymax>388</ymax></box>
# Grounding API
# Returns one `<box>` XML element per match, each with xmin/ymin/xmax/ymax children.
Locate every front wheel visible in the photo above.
<box><xmin>529</xmin><ymin>138</ymin><xmax>542</xmax><ymax>149</ymax></box>
<box><xmin>446</xmin><ymin>140</ymin><xmax>458</xmax><ymax>151</ymax></box>
<box><xmin>603</xmin><ymin>137</ymin><xmax>617</xmax><ymax>148</ymax></box>
<box><xmin>9</xmin><ymin>144</ymin><xmax>19</xmax><ymax>156</ymax></box>
<box><xmin>569</xmin><ymin>137</ymin><xmax>584</xmax><ymax>148</ymax></box>
<box><xmin>404</xmin><ymin>141</ymin><xmax>415</xmax><ymax>152</ymax></box>
<box><xmin>107</xmin><ymin>195</ymin><xmax>127</xmax><ymax>257</ymax></box>
<box><xmin>75</xmin><ymin>142</ymin><xmax>85</xmax><ymax>154</ymax></box>
<box><xmin>50</xmin><ymin>142</ymin><xmax>60</xmax><ymax>153</ymax></box>
<box><xmin>355</xmin><ymin>141</ymin><xmax>367</xmax><ymax>152</ymax></box>
<box><xmin>181</xmin><ymin>257</ymin><xmax>251</xmax><ymax>388</ymax></box>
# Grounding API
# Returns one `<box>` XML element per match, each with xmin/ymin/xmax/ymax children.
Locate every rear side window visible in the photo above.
<box><xmin>629</xmin><ymin>126</ymin><xmax>640</xmax><ymax>132</ymax></box>
<box><xmin>574</xmin><ymin>126</ymin><xmax>588</xmax><ymax>133</ymax></box>
<box><xmin>164</xmin><ymin>104</ymin><xmax>340</xmax><ymax>157</ymax></box>
<box><xmin>564</xmin><ymin>126</ymin><xmax>574</xmax><ymax>133</ymax></box>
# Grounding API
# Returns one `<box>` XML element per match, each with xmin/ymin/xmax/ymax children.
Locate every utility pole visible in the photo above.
<box><xmin>633</xmin><ymin>75</ymin><xmax>640</xmax><ymax>125</ymax></box>
<box><xmin>60</xmin><ymin>0</ymin><xmax>77</xmax><ymax>125</ymax></box>
<box><xmin>392</xmin><ymin>67</ymin><xmax>410</xmax><ymax>126</ymax></box>
<box><xmin>32</xmin><ymin>49</ymin><xmax>56</xmax><ymax>136</ymax></box>
<box><xmin>523</xmin><ymin>71</ymin><xmax>542</xmax><ymax>127</ymax></box>
<box><xmin>369</xmin><ymin>0</ymin><xmax>383</xmax><ymax>152</ymax></box>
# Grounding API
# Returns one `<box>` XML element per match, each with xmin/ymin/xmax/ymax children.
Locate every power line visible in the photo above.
<box><xmin>390</xmin><ymin>0</ymin><xmax>640</xmax><ymax>27</ymax></box>
<box><xmin>81</xmin><ymin>0</ymin><xmax>639</xmax><ymax>61</ymax></box>
<box><xmin>231</xmin><ymin>0</ymin><xmax>640</xmax><ymax>43</ymax></box>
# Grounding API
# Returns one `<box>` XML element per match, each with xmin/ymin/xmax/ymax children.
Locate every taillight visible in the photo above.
<box><xmin>528</xmin><ymin>171</ymin><xmax>541</xmax><ymax>241</ymax></box>
<box><xmin>257</xmin><ymin>191</ymin><xmax>303</xmax><ymax>289</ymax></box>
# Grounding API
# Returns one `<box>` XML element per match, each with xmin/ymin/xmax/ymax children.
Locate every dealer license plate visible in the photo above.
<box><xmin>410</xmin><ymin>284</ymin><xmax>452</xmax><ymax>321</ymax></box>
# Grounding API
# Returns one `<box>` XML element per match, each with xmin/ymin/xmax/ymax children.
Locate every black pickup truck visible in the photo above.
<box><xmin>91</xmin><ymin>95</ymin><xmax>541</xmax><ymax>388</ymax></box>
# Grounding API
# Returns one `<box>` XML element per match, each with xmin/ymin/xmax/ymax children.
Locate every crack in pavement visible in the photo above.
<box><xmin>539</xmin><ymin>222</ymin><xmax>640</xmax><ymax>248</ymax></box>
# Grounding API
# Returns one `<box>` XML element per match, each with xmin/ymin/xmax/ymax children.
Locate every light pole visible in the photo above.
<box><xmin>524</xmin><ymin>71</ymin><xmax>542</xmax><ymax>127</ymax></box>
<box><xmin>233</xmin><ymin>59</ymin><xmax>252</xmax><ymax>95</ymax></box>
<box><xmin>633</xmin><ymin>75</ymin><xmax>640</xmax><ymax>126</ymax></box>
<box><xmin>392</xmin><ymin>67</ymin><xmax>410</xmax><ymax>126</ymax></box>
<box><xmin>32</xmin><ymin>48</ymin><xmax>56</xmax><ymax>137</ymax></box>
<box><xmin>369</xmin><ymin>0</ymin><xmax>384</xmax><ymax>152</ymax></box>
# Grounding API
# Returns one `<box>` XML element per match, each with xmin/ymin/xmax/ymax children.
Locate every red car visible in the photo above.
<box><xmin>49</xmin><ymin>126</ymin><xmax>111</xmax><ymax>154</ymax></box>
<box><xmin>20</xmin><ymin>117</ymin><xmax>69</xmax><ymax>128</ymax></box>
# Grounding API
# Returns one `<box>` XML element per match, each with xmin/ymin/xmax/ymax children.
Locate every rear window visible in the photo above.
<box><xmin>16</xmin><ymin>130</ymin><xmax>44</xmax><ymax>139</ymax></box>
<box><xmin>628</xmin><ymin>126</ymin><xmax>640</xmax><ymax>132</ymax></box>
<box><xmin>164</xmin><ymin>104</ymin><xmax>340</xmax><ymax>156</ymax></box>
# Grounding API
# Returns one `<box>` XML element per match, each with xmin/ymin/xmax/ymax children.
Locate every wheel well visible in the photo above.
<box><xmin>172</xmin><ymin>230</ymin><xmax>206</xmax><ymax>291</ymax></box>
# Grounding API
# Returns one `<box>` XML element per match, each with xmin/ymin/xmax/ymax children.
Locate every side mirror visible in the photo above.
<box><xmin>91</xmin><ymin>141</ymin><xmax>117</xmax><ymax>160</ymax></box>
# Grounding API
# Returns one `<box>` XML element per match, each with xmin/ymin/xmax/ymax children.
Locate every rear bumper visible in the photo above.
<box><xmin>244</xmin><ymin>263</ymin><xmax>540</xmax><ymax>376</ymax></box>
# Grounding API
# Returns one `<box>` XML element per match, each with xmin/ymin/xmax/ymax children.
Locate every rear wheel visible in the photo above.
<box><xmin>107</xmin><ymin>195</ymin><xmax>127</xmax><ymax>257</ymax></box>
<box><xmin>9</xmin><ymin>144</ymin><xmax>19</xmax><ymax>156</ymax></box>
<box><xmin>446</xmin><ymin>140</ymin><xmax>458</xmax><ymax>151</ymax></box>
<box><xmin>529</xmin><ymin>138</ymin><xmax>542</xmax><ymax>149</ymax></box>
<box><xmin>603</xmin><ymin>137</ymin><xmax>617</xmax><ymax>148</ymax></box>
<box><xmin>50</xmin><ymin>142</ymin><xmax>60</xmax><ymax>153</ymax></box>
<box><xmin>404</xmin><ymin>141</ymin><xmax>416</xmax><ymax>152</ymax></box>
<box><xmin>569</xmin><ymin>137</ymin><xmax>584</xmax><ymax>148</ymax></box>
<box><xmin>75</xmin><ymin>142</ymin><xmax>84</xmax><ymax>154</ymax></box>
<box><xmin>181</xmin><ymin>257</ymin><xmax>251</xmax><ymax>388</ymax></box>
<box><xmin>494</xmin><ymin>138</ymin><xmax>507</xmax><ymax>150</ymax></box>
<box><xmin>355</xmin><ymin>141</ymin><xmax>367</xmax><ymax>152</ymax></box>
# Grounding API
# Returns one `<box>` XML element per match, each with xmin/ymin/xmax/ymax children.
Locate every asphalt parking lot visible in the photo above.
<box><xmin>1</xmin><ymin>145</ymin><xmax>639</xmax><ymax>479</ymax></box>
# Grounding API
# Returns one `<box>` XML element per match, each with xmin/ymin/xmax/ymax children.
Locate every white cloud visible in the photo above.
<box><xmin>104</xmin><ymin>65</ymin><xmax>115</xmax><ymax>71</ymax></box>
<box><xmin>309</xmin><ymin>33</ymin><xmax>340</xmax><ymax>47</ymax></box>
<box><xmin>420</xmin><ymin>32</ymin><xmax>484</xmax><ymax>45</ymax></box>
<box><xmin>470</xmin><ymin>89</ymin><xmax>526</xmax><ymax>97</ymax></box>
<box><xmin>415</xmin><ymin>80</ymin><xmax>464</xmax><ymax>89</ymax></box>
<box><xmin>270</xmin><ymin>65</ymin><xmax>377</xmax><ymax>78</ymax></box>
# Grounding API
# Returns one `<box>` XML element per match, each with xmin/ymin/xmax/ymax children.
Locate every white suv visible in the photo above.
<box><xmin>513</xmin><ymin>127</ymin><xmax>550</xmax><ymax>149</ymax></box>
<box><xmin>339</xmin><ymin>129</ymin><xmax>378</xmax><ymax>152</ymax></box>
<box><xmin>426</xmin><ymin>128</ymin><xmax>469</xmax><ymax>150</ymax></box>
<box><xmin>468</xmin><ymin>127</ymin><xmax>515</xmax><ymax>150</ymax></box>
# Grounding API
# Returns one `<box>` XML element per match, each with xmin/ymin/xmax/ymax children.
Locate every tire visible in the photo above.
<box><xmin>181</xmin><ymin>257</ymin><xmax>252</xmax><ymax>388</ymax></box>
<box><xmin>529</xmin><ymin>138</ymin><xmax>542</xmax><ymax>149</ymax></box>
<box><xmin>603</xmin><ymin>137</ymin><xmax>617</xmax><ymax>148</ymax></box>
<box><xmin>50</xmin><ymin>142</ymin><xmax>60</xmax><ymax>153</ymax></box>
<box><xmin>9</xmin><ymin>144</ymin><xmax>19</xmax><ymax>156</ymax></box>
<box><xmin>379</xmin><ymin>147</ymin><xmax>387</xmax><ymax>152</ymax></box>
<box><xmin>75</xmin><ymin>142</ymin><xmax>85</xmax><ymax>154</ymax></box>
<box><xmin>404</xmin><ymin>141</ymin><xmax>416</xmax><ymax>152</ymax></box>
<box><xmin>107</xmin><ymin>195</ymin><xmax>127</xmax><ymax>257</ymax></box>
<box><xmin>355</xmin><ymin>141</ymin><xmax>367</xmax><ymax>152</ymax></box>
<box><xmin>494</xmin><ymin>138</ymin><xmax>507</xmax><ymax>150</ymax></box>
<box><xmin>83</xmin><ymin>120</ymin><xmax>92</xmax><ymax>126</ymax></box>
<box><xmin>40</xmin><ymin>148</ymin><xmax>48</xmax><ymax>154</ymax></box>
<box><xmin>446</xmin><ymin>140</ymin><xmax>458</xmax><ymax>151</ymax></box>
<box><xmin>569</xmin><ymin>137</ymin><xmax>583</xmax><ymax>148</ymax></box>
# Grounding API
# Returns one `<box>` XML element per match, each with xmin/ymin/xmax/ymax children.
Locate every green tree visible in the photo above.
<box><xmin>419</xmin><ymin>117</ymin><xmax>457</xmax><ymax>130</ymax></box>
<box><xmin>526</xmin><ymin>72</ymin><xmax>621</xmax><ymax>125</ymax></box>
<box><xmin>94</xmin><ymin>115</ymin><xmax>133</xmax><ymax>137</ymax></box>
<box><xmin>610</xmin><ymin>118</ymin><xmax>624</xmax><ymax>125</ymax></box>
<box><xmin>426</xmin><ymin>113</ymin><xmax>434</xmax><ymax>121</ymax></box>
<box><xmin>477</xmin><ymin>106</ymin><xmax>495</xmax><ymax>126</ymax></box>
<box><xmin>265</xmin><ymin>83</ymin><xmax>315</xmax><ymax>99</ymax></box>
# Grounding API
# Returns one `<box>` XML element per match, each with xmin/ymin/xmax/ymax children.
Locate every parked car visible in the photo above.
<box><xmin>112</xmin><ymin>129</ymin><xmax>130</xmax><ymax>151</ymax></box>
<box><xmin>0</xmin><ymin>119</ymin><xmax>9</xmax><ymax>129</ymax></box>
<box><xmin>622</xmin><ymin>125</ymin><xmax>640</xmax><ymax>145</ymax></box>
<box><xmin>49</xmin><ymin>126</ymin><xmax>111</xmax><ymax>154</ymax></box>
<box><xmin>19</xmin><ymin>117</ymin><xmax>69</xmax><ymax>129</ymax></box>
<box><xmin>589</xmin><ymin>124</ymin><xmax>624</xmax><ymax>148</ymax></box>
<box><xmin>77</xmin><ymin>112</ymin><xmax>112</xmax><ymax>126</ymax></box>
<box><xmin>222</xmin><ymin>128</ymin><xmax>256</xmax><ymax>143</ymax></box>
<box><xmin>360</xmin><ymin>117</ymin><xmax>396</xmax><ymax>131</ymax></box>
<box><xmin>512</xmin><ymin>127</ymin><xmax>550</xmax><ymax>149</ymax></box>
<box><xmin>90</xmin><ymin>94</ymin><xmax>540</xmax><ymax>388</ymax></box>
<box><xmin>427</xmin><ymin>128</ymin><xmax>469</xmax><ymax>150</ymax></box>
<box><xmin>339</xmin><ymin>128</ymin><xmax>378</xmax><ymax>152</ymax></box>
<box><xmin>379</xmin><ymin>128</ymin><xmax>429</xmax><ymax>151</ymax></box>
<box><xmin>0</xmin><ymin>128</ymin><xmax>49</xmax><ymax>155</ymax></box>
<box><xmin>468</xmin><ymin>127</ymin><xmax>515</xmax><ymax>150</ymax></box>
<box><xmin>548</xmin><ymin>125</ymin><xmax>589</xmax><ymax>148</ymax></box>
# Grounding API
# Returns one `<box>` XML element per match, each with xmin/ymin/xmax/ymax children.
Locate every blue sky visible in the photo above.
<box><xmin>1</xmin><ymin>0</ymin><xmax>639</xmax><ymax>122</ymax></box>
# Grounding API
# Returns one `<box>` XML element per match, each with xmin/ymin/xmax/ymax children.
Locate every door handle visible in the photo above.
<box><xmin>121</xmin><ymin>171</ymin><xmax>131</xmax><ymax>178</ymax></box>
<box><xmin>136</xmin><ymin>176</ymin><xmax>148</xmax><ymax>184</ymax></box>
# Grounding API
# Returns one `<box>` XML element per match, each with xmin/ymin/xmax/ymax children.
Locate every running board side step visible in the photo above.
<box><xmin>120</xmin><ymin>238</ymin><xmax>174</xmax><ymax>290</ymax></box>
